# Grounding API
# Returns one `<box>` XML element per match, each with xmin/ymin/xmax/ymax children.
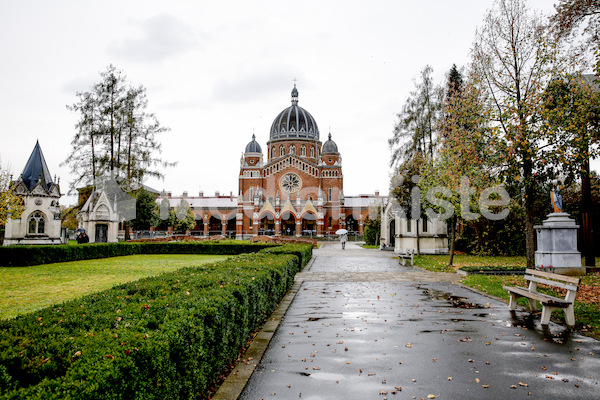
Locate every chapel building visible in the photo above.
<box><xmin>237</xmin><ymin>85</ymin><xmax>347</xmax><ymax>238</ymax></box>
<box><xmin>3</xmin><ymin>141</ymin><xmax>63</xmax><ymax>245</ymax></box>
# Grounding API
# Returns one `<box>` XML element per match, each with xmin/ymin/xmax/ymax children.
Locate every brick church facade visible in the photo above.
<box><xmin>160</xmin><ymin>86</ymin><xmax>383</xmax><ymax>239</ymax></box>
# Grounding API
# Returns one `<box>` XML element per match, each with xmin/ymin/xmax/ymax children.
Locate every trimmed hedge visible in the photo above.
<box><xmin>0</xmin><ymin>241</ymin><xmax>276</xmax><ymax>267</ymax></box>
<box><xmin>259</xmin><ymin>243</ymin><xmax>313</xmax><ymax>268</ymax></box>
<box><xmin>0</xmin><ymin>247</ymin><xmax>308</xmax><ymax>399</ymax></box>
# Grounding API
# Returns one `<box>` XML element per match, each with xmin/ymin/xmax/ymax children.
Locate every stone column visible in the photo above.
<box><xmin>236</xmin><ymin>212</ymin><xmax>243</xmax><ymax>239</ymax></box>
<box><xmin>358</xmin><ymin>214</ymin><xmax>365</xmax><ymax>235</ymax></box>
<box><xmin>295</xmin><ymin>220</ymin><xmax>302</xmax><ymax>237</ymax></box>
<box><xmin>252</xmin><ymin>212</ymin><xmax>259</xmax><ymax>236</ymax></box>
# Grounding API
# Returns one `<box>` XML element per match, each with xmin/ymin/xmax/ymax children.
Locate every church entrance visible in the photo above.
<box><xmin>208</xmin><ymin>216</ymin><xmax>221</xmax><ymax>235</ymax></box>
<box><xmin>346</xmin><ymin>215</ymin><xmax>358</xmax><ymax>233</ymax></box>
<box><xmin>260</xmin><ymin>213</ymin><xmax>275</xmax><ymax>236</ymax></box>
<box><xmin>301</xmin><ymin>212</ymin><xmax>316</xmax><ymax>236</ymax></box>
<box><xmin>281</xmin><ymin>212</ymin><xmax>296</xmax><ymax>236</ymax></box>
<box><xmin>95</xmin><ymin>224</ymin><xmax>108</xmax><ymax>243</ymax></box>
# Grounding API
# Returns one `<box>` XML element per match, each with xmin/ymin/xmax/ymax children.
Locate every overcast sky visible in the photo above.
<box><xmin>1</xmin><ymin>0</ymin><xmax>588</xmax><ymax>205</ymax></box>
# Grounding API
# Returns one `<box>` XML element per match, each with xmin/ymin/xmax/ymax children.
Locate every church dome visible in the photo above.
<box><xmin>245</xmin><ymin>134</ymin><xmax>262</xmax><ymax>153</ymax></box>
<box><xmin>269</xmin><ymin>85</ymin><xmax>319</xmax><ymax>141</ymax></box>
<box><xmin>321</xmin><ymin>133</ymin><xmax>338</xmax><ymax>154</ymax></box>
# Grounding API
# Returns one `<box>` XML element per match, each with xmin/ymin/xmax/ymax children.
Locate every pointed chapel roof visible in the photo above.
<box><xmin>20</xmin><ymin>141</ymin><xmax>53</xmax><ymax>191</ymax></box>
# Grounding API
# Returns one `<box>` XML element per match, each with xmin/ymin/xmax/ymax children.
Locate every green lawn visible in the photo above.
<box><xmin>0</xmin><ymin>254</ymin><xmax>229</xmax><ymax>320</ymax></box>
<box><xmin>414</xmin><ymin>254</ymin><xmax>526</xmax><ymax>273</ymax></box>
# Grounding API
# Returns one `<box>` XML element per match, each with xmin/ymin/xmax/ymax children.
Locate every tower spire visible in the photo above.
<box><xmin>291</xmin><ymin>81</ymin><xmax>298</xmax><ymax>106</ymax></box>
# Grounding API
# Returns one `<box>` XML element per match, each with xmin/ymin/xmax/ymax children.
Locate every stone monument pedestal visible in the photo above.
<box><xmin>535</xmin><ymin>212</ymin><xmax>585</xmax><ymax>276</ymax></box>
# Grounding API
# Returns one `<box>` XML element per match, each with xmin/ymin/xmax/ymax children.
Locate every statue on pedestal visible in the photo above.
<box><xmin>551</xmin><ymin>179</ymin><xmax>563</xmax><ymax>213</ymax></box>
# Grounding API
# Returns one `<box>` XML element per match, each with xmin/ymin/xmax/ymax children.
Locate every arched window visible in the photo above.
<box><xmin>328</xmin><ymin>187</ymin><xmax>332</xmax><ymax>202</ymax></box>
<box><xmin>290</xmin><ymin>145</ymin><xmax>296</xmax><ymax>155</ymax></box>
<box><xmin>300</xmin><ymin>146</ymin><xmax>306</xmax><ymax>156</ymax></box>
<box><xmin>280</xmin><ymin>146</ymin><xmax>285</xmax><ymax>156</ymax></box>
<box><xmin>310</xmin><ymin>147</ymin><xmax>315</xmax><ymax>157</ymax></box>
<box><xmin>249</xmin><ymin>187</ymin><xmax>253</xmax><ymax>200</ymax></box>
<box><xmin>272</xmin><ymin>147</ymin><xmax>276</xmax><ymax>159</ymax></box>
<box><xmin>28</xmin><ymin>211</ymin><xmax>45</xmax><ymax>234</ymax></box>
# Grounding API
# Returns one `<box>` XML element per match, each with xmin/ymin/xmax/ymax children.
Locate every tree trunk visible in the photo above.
<box><xmin>123</xmin><ymin>220</ymin><xmax>130</xmax><ymax>241</ymax></box>
<box><xmin>523</xmin><ymin>160</ymin><xmax>536</xmax><ymax>269</ymax></box>
<box><xmin>91</xmin><ymin>133</ymin><xmax>96</xmax><ymax>190</ymax></box>
<box><xmin>581</xmin><ymin>156</ymin><xmax>595</xmax><ymax>266</ymax></box>
<box><xmin>448</xmin><ymin>216</ymin><xmax>456</xmax><ymax>267</ymax></box>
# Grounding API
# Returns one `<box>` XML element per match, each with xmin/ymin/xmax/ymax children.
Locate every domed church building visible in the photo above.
<box><xmin>158</xmin><ymin>85</ymin><xmax>383</xmax><ymax>239</ymax></box>
<box><xmin>237</xmin><ymin>85</ymin><xmax>349</xmax><ymax>238</ymax></box>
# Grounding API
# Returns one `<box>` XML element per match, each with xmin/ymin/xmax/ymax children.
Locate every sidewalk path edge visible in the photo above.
<box><xmin>211</xmin><ymin>256</ymin><xmax>316</xmax><ymax>399</ymax></box>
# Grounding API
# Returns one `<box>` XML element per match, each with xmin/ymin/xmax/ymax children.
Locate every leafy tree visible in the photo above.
<box><xmin>364</xmin><ymin>213</ymin><xmax>381</xmax><ymax>246</ymax></box>
<box><xmin>551</xmin><ymin>0</ymin><xmax>600</xmax><ymax>73</ymax></box>
<box><xmin>62</xmin><ymin>65</ymin><xmax>174</xmax><ymax>193</ymax></box>
<box><xmin>131</xmin><ymin>188</ymin><xmax>158</xmax><ymax>230</ymax></box>
<box><xmin>543</xmin><ymin>74</ymin><xmax>600</xmax><ymax>265</ymax></box>
<box><xmin>155</xmin><ymin>198</ymin><xmax>176</xmax><ymax>231</ymax></box>
<box><xmin>389</xmin><ymin>65</ymin><xmax>442</xmax><ymax>169</ymax></box>
<box><xmin>562</xmin><ymin>171</ymin><xmax>600</xmax><ymax>257</ymax></box>
<box><xmin>471</xmin><ymin>0</ymin><xmax>559</xmax><ymax>268</ymax></box>
<box><xmin>390</xmin><ymin>152</ymin><xmax>428</xmax><ymax>255</ymax></box>
<box><xmin>421</xmin><ymin>67</ymin><xmax>501</xmax><ymax>264</ymax></box>
<box><xmin>60</xmin><ymin>205</ymin><xmax>78</xmax><ymax>230</ymax></box>
<box><xmin>0</xmin><ymin>162</ymin><xmax>23</xmax><ymax>226</ymax></box>
<box><xmin>174</xmin><ymin>200</ymin><xmax>196</xmax><ymax>232</ymax></box>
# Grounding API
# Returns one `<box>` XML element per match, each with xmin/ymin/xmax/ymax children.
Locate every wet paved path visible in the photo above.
<box><xmin>238</xmin><ymin>242</ymin><xmax>599</xmax><ymax>400</ymax></box>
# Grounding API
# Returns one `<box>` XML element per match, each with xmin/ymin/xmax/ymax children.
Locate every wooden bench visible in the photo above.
<box><xmin>398</xmin><ymin>249</ymin><xmax>415</xmax><ymax>266</ymax></box>
<box><xmin>503</xmin><ymin>269</ymin><xmax>580</xmax><ymax>326</ymax></box>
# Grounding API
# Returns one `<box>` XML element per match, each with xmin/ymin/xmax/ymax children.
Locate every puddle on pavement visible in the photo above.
<box><xmin>418</xmin><ymin>287</ymin><xmax>487</xmax><ymax>309</ymax></box>
<box><xmin>507</xmin><ymin>311</ymin><xmax>575</xmax><ymax>344</ymax></box>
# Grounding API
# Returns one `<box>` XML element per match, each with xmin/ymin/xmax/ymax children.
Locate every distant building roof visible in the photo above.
<box><xmin>245</xmin><ymin>134</ymin><xmax>262</xmax><ymax>154</ymax></box>
<box><xmin>321</xmin><ymin>133</ymin><xmax>339</xmax><ymax>154</ymax></box>
<box><xmin>344</xmin><ymin>195</ymin><xmax>384</xmax><ymax>208</ymax></box>
<box><xmin>19</xmin><ymin>140</ymin><xmax>54</xmax><ymax>192</ymax></box>
<box><xmin>160</xmin><ymin>196</ymin><xmax>238</xmax><ymax>209</ymax></box>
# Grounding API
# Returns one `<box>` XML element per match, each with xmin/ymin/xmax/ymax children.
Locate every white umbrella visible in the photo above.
<box><xmin>335</xmin><ymin>229</ymin><xmax>348</xmax><ymax>235</ymax></box>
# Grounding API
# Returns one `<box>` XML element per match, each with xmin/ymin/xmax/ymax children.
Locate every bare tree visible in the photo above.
<box><xmin>63</xmin><ymin>65</ymin><xmax>174</xmax><ymax>193</ymax></box>
<box><xmin>389</xmin><ymin>65</ymin><xmax>442</xmax><ymax>170</ymax></box>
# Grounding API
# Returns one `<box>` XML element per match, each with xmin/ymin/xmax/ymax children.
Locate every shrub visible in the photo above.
<box><xmin>259</xmin><ymin>243</ymin><xmax>312</xmax><ymax>268</ymax></box>
<box><xmin>364</xmin><ymin>215</ymin><xmax>380</xmax><ymax>246</ymax></box>
<box><xmin>0</xmin><ymin>251</ymin><xmax>302</xmax><ymax>399</ymax></box>
<box><xmin>0</xmin><ymin>241</ymin><xmax>276</xmax><ymax>267</ymax></box>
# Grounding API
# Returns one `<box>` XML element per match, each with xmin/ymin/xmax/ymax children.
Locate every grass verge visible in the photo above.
<box><xmin>0</xmin><ymin>254</ymin><xmax>229</xmax><ymax>320</ymax></box>
<box><xmin>361</xmin><ymin>244</ymin><xmax>379</xmax><ymax>249</ymax></box>
<box><xmin>414</xmin><ymin>254</ymin><xmax>526</xmax><ymax>273</ymax></box>
<box><xmin>462</xmin><ymin>273</ymin><xmax>600</xmax><ymax>339</ymax></box>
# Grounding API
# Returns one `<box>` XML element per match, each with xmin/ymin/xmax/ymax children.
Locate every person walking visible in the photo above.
<box><xmin>340</xmin><ymin>233</ymin><xmax>347</xmax><ymax>249</ymax></box>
